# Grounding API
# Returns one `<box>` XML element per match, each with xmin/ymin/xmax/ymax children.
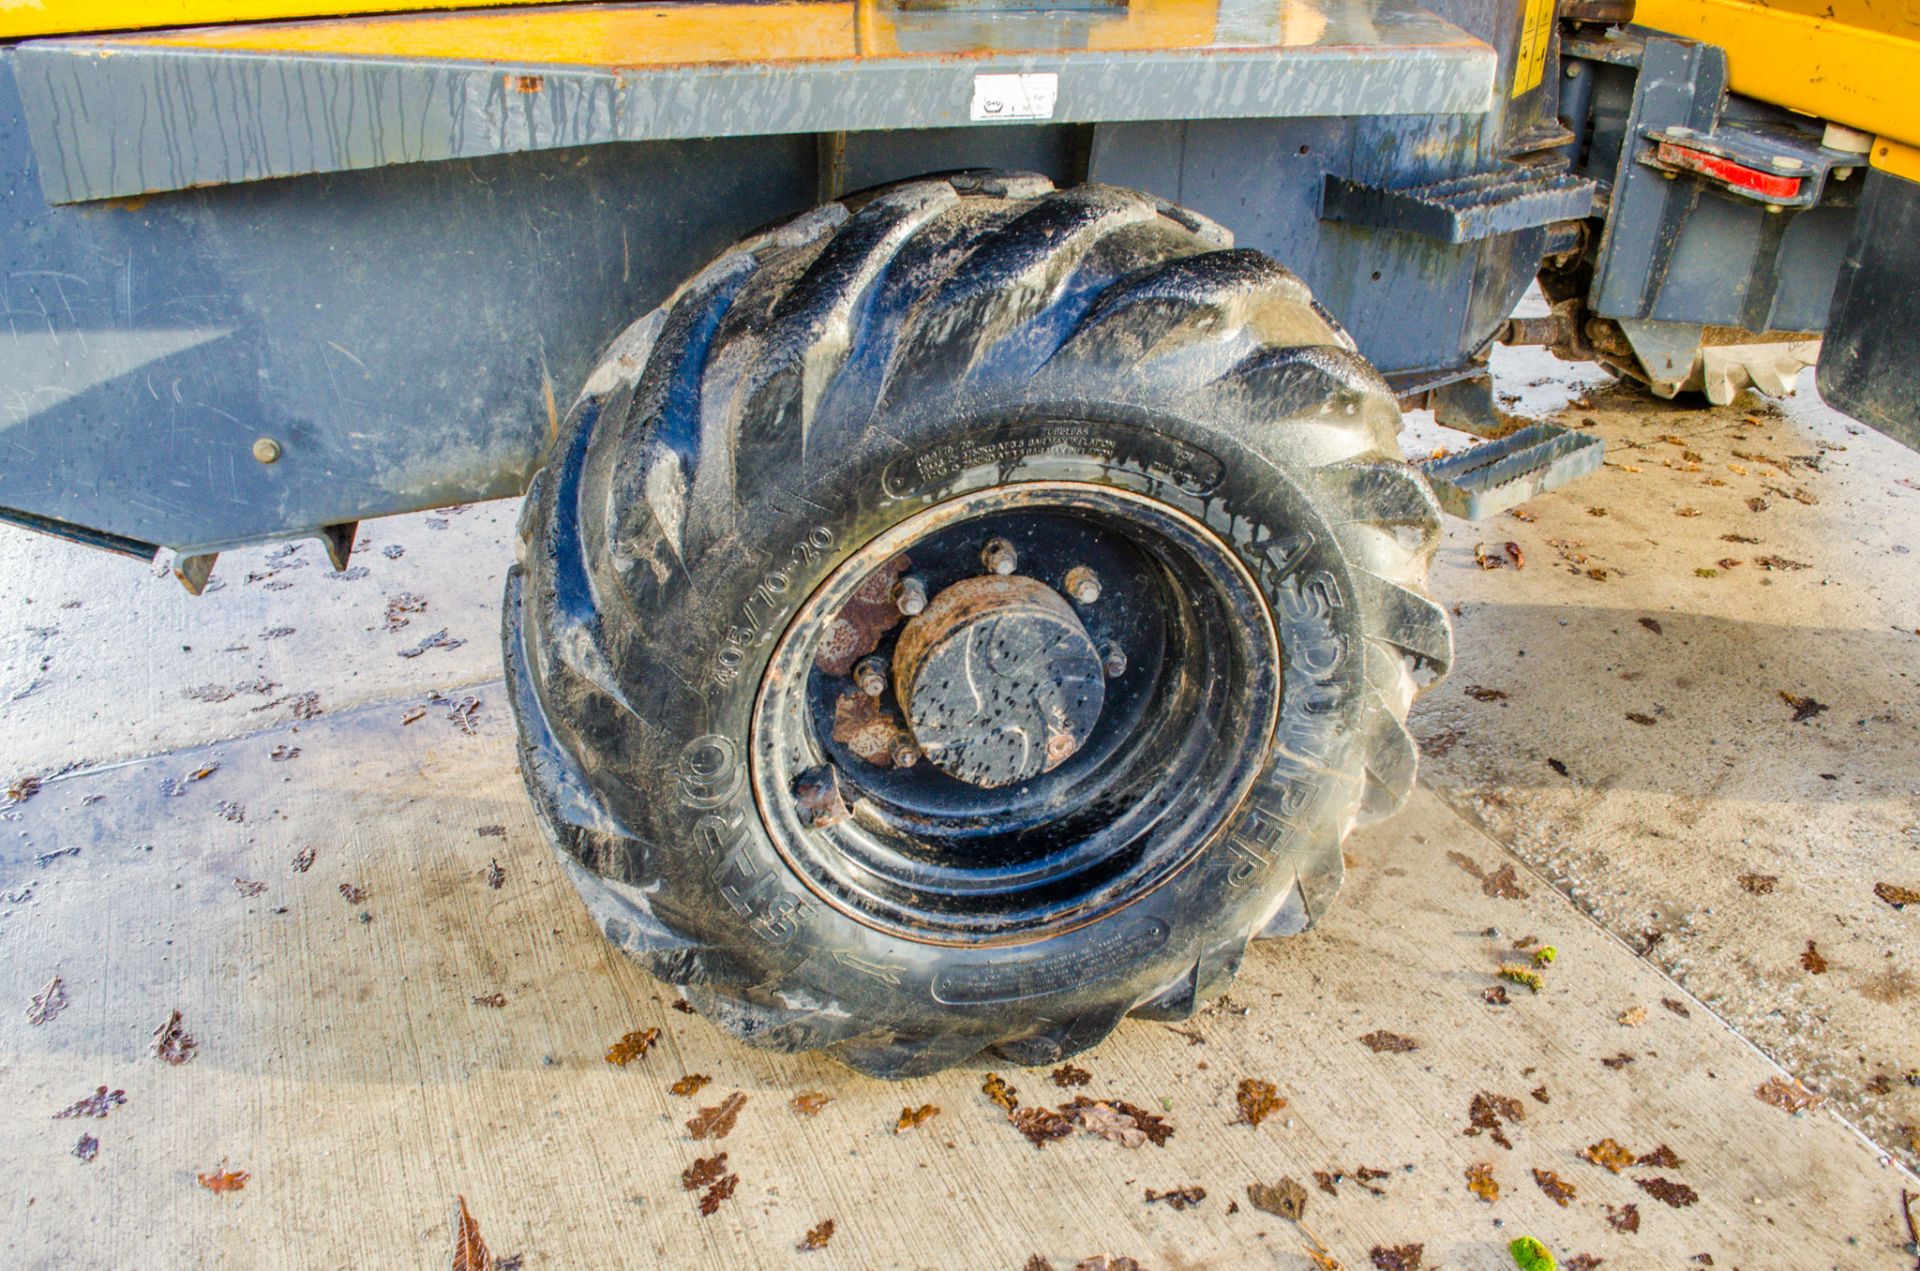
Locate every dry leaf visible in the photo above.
<box><xmin>150</xmin><ymin>1009</ymin><xmax>198</xmax><ymax>1066</ymax></box>
<box><xmin>983</xmin><ymin>1073</ymin><xmax>1019</xmax><ymax>1111</ymax></box>
<box><xmin>1755</xmin><ymin>1075</ymin><xmax>1823</xmax><ymax>1113</ymax></box>
<box><xmin>790</xmin><ymin>1091</ymin><xmax>831</xmax><ymax>1116</ymax></box>
<box><xmin>1607</xmin><ymin>1202</ymin><xmax>1641</xmax><ymax>1232</ymax></box>
<box><xmin>1738</xmin><ymin>873</ymin><xmax>1778</xmax><ymax>895</ymax></box>
<box><xmin>54</xmin><ymin>1086</ymin><xmax>126</xmax><ymax>1119</ymax></box>
<box><xmin>1504</xmin><ymin>541</ymin><xmax>1525</xmax><ymax>569</ymax></box>
<box><xmin>233</xmin><ymin>878</ymin><xmax>267</xmax><ymax>897</ymax></box>
<box><xmin>1464</xmin><ymin>1091</ymin><xmax>1524</xmax><ymax>1150</ymax></box>
<box><xmin>198</xmin><ymin>1163</ymin><xmax>249</xmax><ymax>1194</ymax></box>
<box><xmin>1601</xmin><ymin>1053</ymin><xmax>1636</xmax><ymax>1070</ymax></box>
<box><xmin>1498</xmin><ymin>964</ymin><xmax>1544</xmax><ymax>993</ymax></box>
<box><xmin>1248</xmin><ymin>1177</ymin><xmax>1309</xmax><ymax>1220</ymax></box>
<box><xmin>1144</xmin><ymin>1185</ymin><xmax>1206</xmax><ymax>1210</ymax></box>
<box><xmin>1236</xmin><ymin>1078</ymin><xmax>1285</xmax><ymax>1127</ymax></box>
<box><xmin>605</xmin><ymin>1027</ymin><xmax>659</xmax><ymax>1067</ymax></box>
<box><xmin>1636</xmin><ymin>1144</ymin><xmax>1683</xmax><ymax>1168</ymax></box>
<box><xmin>26</xmin><ymin>976</ymin><xmax>67</xmax><ymax>1026</ymax></box>
<box><xmin>798</xmin><ymin>1218</ymin><xmax>835</xmax><ymax>1252</ymax></box>
<box><xmin>1482</xmin><ymin>864</ymin><xmax>1528</xmax><ymax>900</ymax></box>
<box><xmin>1464</xmin><ymin>685</ymin><xmax>1509</xmax><ymax>702</ymax></box>
<box><xmin>688</xmin><ymin>1091</ymin><xmax>748</xmax><ymax>1140</ymax></box>
<box><xmin>451</xmin><ymin>1194</ymin><xmax>489</xmax><ymax>1271</ymax></box>
<box><xmin>1360</xmin><ymin>1030</ymin><xmax>1419</xmax><ymax>1054</ymax></box>
<box><xmin>681</xmin><ymin>1153</ymin><xmax>729</xmax><ymax>1190</ymax></box>
<box><xmin>1875</xmin><ymin>882</ymin><xmax>1920</xmax><ymax>909</ymax></box>
<box><xmin>1533</xmin><ymin>1168</ymin><xmax>1577</xmax><ymax>1206</ymax></box>
<box><xmin>1075</xmin><ymin>1101</ymin><xmax>1147</xmax><ymax>1148</ymax></box>
<box><xmin>72</xmin><ymin>1134</ymin><xmax>98</xmax><ymax>1164</ymax></box>
<box><xmin>1661</xmin><ymin>997</ymin><xmax>1690</xmax><ymax>1018</ymax></box>
<box><xmin>1778</xmin><ymin>691</ymin><xmax>1827</xmax><ymax>723</ymax></box>
<box><xmin>338</xmin><ymin>882</ymin><xmax>368</xmax><ymax>904</ymax></box>
<box><xmin>1636</xmin><ymin>1176</ymin><xmax>1699</xmax><ymax>1208</ymax></box>
<box><xmin>670</xmin><ymin>1074</ymin><xmax>711</xmax><ymax>1097</ymax></box>
<box><xmin>1465</xmin><ymin>1162</ymin><xmax>1499</xmax><ymax>1202</ymax></box>
<box><xmin>291</xmin><ymin>847</ymin><xmax>316</xmax><ymax>873</ymax></box>
<box><xmin>1011</xmin><ymin>1105</ymin><xmax>1075</xmax><ymax>1148</ymax></box>
<box><xmin>1618</xmin><ymin>1006</ymin><xmax>1648</xmax><ymax>1027</ymax></box>
<box><xmin>895</xmin><ymin>1103</ymin><xmax>940</xmax><ymax>1133</ymax></box>
<box><xmin>1370</xmin><ymin>1244</ymin><xmax>1424</xmax><ymax>1271</ymax></box>
<box><xmin>1581</xmin><ymin>1138</ymin><xmax>1634</xmax><ymax>1173</ymax></box>
<box><xmin>470</xmin><ymin>993</ymin><xmax>506</xmax><ymax>1008</ymax></box>
<box><xmin>1800</xmin><ymin>941</ymin><xmax>1828</xmax><ymax>974</ymax></box>
<box><xmin>484</xmin><ymin>860</ymin><xmax>506</xmax><ymax>890</ymax></box>
<box><xmin>1051</xmin><ymin>1064</ymin><xmax>1092</xmax><ymax>1087</ymax></box>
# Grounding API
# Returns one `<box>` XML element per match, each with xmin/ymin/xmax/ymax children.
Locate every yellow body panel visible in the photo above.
<box><xmin>1637</xmin><ymin>0</ymin><xmax>1920</xmax><ymax>150</ymax></box>
<box><xmin>0</xmin><ymin>0</ymin><xmax>586</xmax><ymax>40</ymax></box>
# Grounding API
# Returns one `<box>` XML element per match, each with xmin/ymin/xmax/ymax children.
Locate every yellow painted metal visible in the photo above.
<box><xmin>1511</xmin><ymin>0</ymin><xmax>1553</xmax><ymax>97</ymax></box>
<box><xmin>0</xmin><ymin>0</ymin><xmax>587</xmax><ymax>41</ymax></box>
<box><xmin>1872</xmin><ymin>138</ymin><xmax>1920</xmax><ymax>184</ymax></box>
<box><xmin>1637</xmin><ymin>0</ymin><xmax>1920</xmax><ymax>150</ymax></box>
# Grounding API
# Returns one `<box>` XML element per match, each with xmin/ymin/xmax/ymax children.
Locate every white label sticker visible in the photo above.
<box><xmin>970</xmin><ymin>72</ymin><xmax>1059</xmax><ymax>123</ymax></box>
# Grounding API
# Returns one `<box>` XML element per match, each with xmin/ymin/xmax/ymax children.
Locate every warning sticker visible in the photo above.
<box><xmin>971</xmin><ymin>72</ymin><xmax>1059</xmax><ymax>123</ymax></box>
<box><xmin>1512</xmin><ymin>0</ymin><xmax>1554</xmax><ymax>98</ymax></box>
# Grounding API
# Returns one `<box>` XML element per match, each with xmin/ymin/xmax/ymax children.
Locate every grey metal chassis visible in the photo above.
<box><xmin>0</xmin><ymin>0</ymin><xmax>1883</xmax><ymax>575</ymax></box>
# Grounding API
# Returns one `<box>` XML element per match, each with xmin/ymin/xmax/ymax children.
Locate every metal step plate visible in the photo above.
<box><xmin>1419</xmin><ymin>421</ymin><xmax>1606</xmax><ymax>520</ymax></box>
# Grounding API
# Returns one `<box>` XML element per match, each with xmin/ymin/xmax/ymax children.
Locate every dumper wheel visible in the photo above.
<box><xmin>504</xmin><ymin>173</ymin><xmax>1451</xmax><ymax>1078</ymax></box>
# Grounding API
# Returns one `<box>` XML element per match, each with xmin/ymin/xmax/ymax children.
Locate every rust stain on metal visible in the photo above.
<box><xmin>814</xmin><ymin>554</ymin><xmax>910</xmax><ymax>677</ymax></box>
<box><xmin>831</xmin><ymin>692</ymin><xmax>908</xmax><ymax>768</ymax></box>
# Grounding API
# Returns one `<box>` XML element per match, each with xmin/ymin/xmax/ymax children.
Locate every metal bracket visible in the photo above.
<box><xmin>1322</xmin><ymin>165</ymin><xmax>1595</xmax><ymax>243</ymax></box>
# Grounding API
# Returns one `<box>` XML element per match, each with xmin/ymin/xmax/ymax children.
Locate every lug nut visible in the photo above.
<box><xmin>1101</xmin><ymin>643</ymin><xmax>1128</xmax><ymax>678</ymax></box>
<box><xmin>891</xmin><ymin>741</ymin><xmax>920</xmax><ymax>769</ymax></box>
<box><xmin>1063</xmin><ymin>565</ymin><xmax>1102</xmax><ymax>604</ymax></box>
<box><xmin>893</xmin><ymin>575</ymin><xmax>928</xmax><ymax>616</ymax></box>
<box><xmin>853</xmin><ymin>656</ymin><xmax>889</xmax><ymax>697</ymax></box>
<box><xmin>981</xmin><ymin>537</ymin><xmax>1018</xmax><ymax>576</ymax></box>
<box><xmin>1045</xmin><ymin>733</ymin><xmax>1077</xmax><ymax>764</ymax></box>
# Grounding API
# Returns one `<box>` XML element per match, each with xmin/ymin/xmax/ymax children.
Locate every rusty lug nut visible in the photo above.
<box><xmin>891</xmin><ymin>741</ymin><xmax>920</xmax><ymax>768</ymax></box>
<box><xmin>1101</xmin><ymin>643</ymin><xmax>1128</xmax><ymax>678</ymax></box>
<box><xmin>981</xmin><ymin>537</ymin><xmax>1019</xmax><ymax>576</ymax></box>
<box><xmin>1045</xmin><ymin>733</ymin><xmax>1077</xmax><ymax>763</ymax></box>
<box><xmin>893</xmin><ymin>575</ymin><xmax>929</xmax><ymax>616</ymax></box>
<box><xmin>1063</xmin><ymin>565</ymin><xmax>1102</xmax><ymax>604</ymax></box>
<box><xmin>853</xmin><ymin>656</ymin><xmax>889</xmax><ymax>697</ymax></box>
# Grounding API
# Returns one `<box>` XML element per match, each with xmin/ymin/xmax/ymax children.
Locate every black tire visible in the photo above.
<box><xmin>505</xmin><ymin>172</ymin><xmax>1451</xmax><ymax>1078</ymax></box>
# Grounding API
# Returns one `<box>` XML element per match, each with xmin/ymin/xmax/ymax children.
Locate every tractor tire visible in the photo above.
<box><xmin>504</xmin><ymin>172</ymin><xmax>1451</xmax><ymax>1079</ymax></box>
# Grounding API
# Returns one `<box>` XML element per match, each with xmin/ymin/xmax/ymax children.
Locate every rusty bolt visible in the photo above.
<box><xmin>1045</xmin><ymin>733</ymin><xmax>1077</xmax><ymax>764</ymax></box>
<box><xmin>853</xmin><ymin>656</ymin><xmax>889</xmax><ymax>697</ymax></box>
<box><xmin>893</xmin><ymin>575</ymin><xmax>928</xmax><ymax>616</ymax></box>
<box><xmin>251</xmin><ymin>437</ymin><xmax>282</xmax><ymax>464</ymax></box>
<box><xmin>1101</xmin><ymin>643</ymin><xmax>1128</xmax><ymax>678</ymax></box>
<box><xmin>981</xmin><ymin>537</ymin><xmax>1019</xmax><ymax>576</ymax></box>
<box><xmin>891</xmin><ymin>741</ymin><xmax>920</xmax><ymax>769</ymax></box>
<box><xmin>1063</xmin><ymin>565</ymin><xmax>1102</xmax><ymax>604</ymax></box>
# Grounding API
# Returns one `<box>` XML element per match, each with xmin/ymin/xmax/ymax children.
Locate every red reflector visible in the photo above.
<box><xmin>1655</xmin><ymin>141</ymin><xmax>1803</xmax><ymax>199</ymax></box>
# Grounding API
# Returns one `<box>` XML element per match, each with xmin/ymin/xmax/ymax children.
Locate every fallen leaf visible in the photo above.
<box><xmin>1510</xmin><ymin>508</ymin><xmax>1537</xmax><ymax>522</ymax></box>
<box><xmin>338</xmin><ymin>882</ymin><xmax>368</xmax><ymax>904</ymax></box>
<box><xmin>670</xmin><ymin>1074</ymin><xmax>711</xmax><ymax>1097</ymax></box>
<box><xmin>605</xmin><ymin>1028</ymin><xmax>659</xmax><ymax>1067</ymax></box>
<box><xmin>1483</xmin><ymin>985</ymin><xmax>1512</xmax><ymax>1007</ymax></box>
<box><xmin>798</xmin><ymin>1218</ymin><xmax>835</xmax><ymax>1252</ymax></box>
<box><xmin>198</xmin><ymin>1163</ymin><xmax>249</xmax><ymax>1194</ymax></box>
<box><xmin>688</xmin><ymin>1092</ymin><xmax>748</xmax><ymax>1139</ymax></box>
<box><xmin>895</xmin><ymin>1103</ymin><xmax>940</xmax><ymax>1133</ymax></box>
<box><xmin>233</xmin><ymin>878</ymin><xmax>267</xmax><ymax>897</ymax></box>
<box><xmin>1370</xmin><ymin>1244</ymin><xmax>1424</xmax><ymax>1271</ymax></box>
<box><xmin>291</xmin><ymin>847</ymin><xmax>316</xmax><ymax>873</ymax></box>
<box><xmin>1465</xmin><ymin>685</ymin><xmax>1509</xmax><ymax>702</ymax></box>
<box><xmin>1636</xmin><ymin>1144</ymin><xmax>1683</xmax><ymax>1168</ymax></box>
<box><xmin>1530</xmin><ymin>1085</ymin><xmax>1549</xmax><ymax>1104</ymax></box>
<box><xmin>269</xmin><ymin>744</ymin><xmax>300</xmax><ymax>761</ymax></box>
<box><xmin>1360</xmin><ymin>1031</ymin><xmax>1419</xmax><ymax>1054</ymax></box>
<box><xmin>1465</xmin><ymin>1162</ymin><xmax>1499</xmax><ymax>1202</ymax></box>
<box><xmin>791</xmin><ymin>1091</ymin><xmax>831</xmax><ymax>1116</ymax></box>
<box><xmin>1464</xmin><ymin>1091</ymin><xmax>1525</xmax><ymax>1150</ymax></box>
<box><xmin>1600</xmin><ymin>1053</ymin><xmax>1635</xmax><ymax>1070</ymax></box>
<box><xmin>1618</xmin><ymin>1006</ymin><xmax>1647</xmax><ymax>1027</ymax></box>
<box><xmin>1547</xmin><ymin>757</ymin><xmax>1570</xmax><ymax>776</ymax></box>
<box><xmin>1779</xmin><ymin>691</ymin><xmax>1827</xmax><ymax>723</ymax></box>
<box><xmin>54</xmin><ymin>1086</ymin><xmax>126</xmax><ymax>1119</ymax></box>
<box><xmin>1482</xmin><ymin>864</ymin><xmax>1528</xmax><ymax>900</ymax></box>
<box><xmin>671</xmin><ymin>998</ymin><xmax>696</xmax><ymax>1014</ymax></box>
<box><xmin>1248</xmin><ymin>1177</ymin><xmax>1310</xmax><ymax>1220</ymax></box>
<box><xmin>72</xmin><ymin>1134</ymin><xmax>99</xmax><ymax>1164</ymax></box>
<box><xmin>1564</xmin><ymin>1257</ymin><xmax>1603</xmax><ymax>1271</ymax></box>
<box><xmin>1636</xmin><ymin>1176</ymin><xmax>1699</xmax><ymax>1208</ymax></box>
<box><xmin>1675</xmin><ymin>507</ymin><xmax>1700</xmax><ymax>518</ymax></box>
<box><xmin>1011</xmin><ymin>1105</ymin><xmax>1076</xmax><ymax>1148</ymax></box>
<box><xmin>451</xmin><ymin>1195</ymin><xmax>488</xmax><ymax>1271</ymax></box>
<box><xmin>1073</xmin><ymin>1259</ymin><xmax>1144</xmax><ymax>1271</ymax></box>
<box><xmin>1144</xmin><ymin>1185</ymin><xmax>1206</xmax><ymax>1210</ymax></box>
<box><xmin>983</xmin><ymin>1073</ymin><xmax>1019</xmax><ymax>1111</ymax></box>
<box><xmin>1235</xmin><ymin>1078</ymin><xmax>1285</xmax><ymax>1127</ymax></box>
<box><xmin>1052</xmin><ymin>1063</ymin><xmax>1092</xmax><ymax>1087</ymax></box>
<box><xmin>1606</xmin><ymin>1203</ymin><xmax>1641</xmax><ymax>1233</ymax></box>
<box><xmin>1755</xmin><ymin>1075</ymin><xmax>1823</xmax><ymax>1113</ymax></box>
<box><xmin>1498</xmin><ymin>964</ymin><xmax>1544</xmax><ymax>994</ymax></box>
<box><xmin>401</xmin><ymin>706</ymin><xmax>428</xmax><ymax>726</ymax></box>
<box><xmin>484</xmin><ymin>860</ymin><xmax>506</xmax><ymax>890</ymax></box>
<box><xmin>1075</xmin><ymin>1101</ymin><xmax>1147</xmax><ymax>1148</ymax></box>
<box><xmin>1738</xmin><ymin>873</ymin><xmax>1779</xmax><ymax>895</ymax></box>
<box><xmin>681</xmin><ymin>1153</ymin><xmax>729</xmax><ymax>1190</ymax></box>
<box><xmin>1875</xmin><ymin>882</ymin><xmax>1920</xmax><ymax>909</ymax></box>
<box><xmin>1509</xmin><ymin>1236</ymin><xmax>1557</xmax><ymax>1271</ymax></box>
<box><xmin>1533</xmin><ymin>1168</ymin><xmax>1577</xmax><ymax>1206</ymax></box>
<box><xmin>471</xmin><ymin>993</ymin><xmax>506</xmax><ymax>1008</ymax></box>
<box><xmin>1474</xmin><ymin>543</ymin><xmax>1507</xmax><ymax>571</ymax></box>
<box><xmin>1638</xmin><ymin>617</ymin><xmax>1663</xmax><ymax>635</ymax></box>
<box><xmin>1800</xmin><ymin>941</ymin><xmax>1828</xmax><ymax>974</ymax></box>
<box><xmin>150</xmin><ymin>1009</ymin><xmax>197</xmax><ymax>1065</ymax></box>
<box><xmin>27</xmin><ymin>976</ymin><xmax>67</xmax><ymax>1026</ymax></box>
<box><xmin>1755</xmin><ymin>555</ymin><xmax>1809</xmax><ymax>571</ymax></box>
<box><xmin>1505</xmin><ymin>542</ymin><xmax>1526</xmax><ymax>569</ymax></box>
<box><xmin>1581</xmin><ymin>1138</ymin><xmax>1634</xmax><ymax>1173</ymax></box>
<box><xmin>1625</xmin><ymin>712</ymin><xmax>1657</xmax><ymax>726</ymax></box>
<box><xmin>1661</xmin><ymin>997</ymin><xmax>1690</xmax><ymax>1018</ymax></box>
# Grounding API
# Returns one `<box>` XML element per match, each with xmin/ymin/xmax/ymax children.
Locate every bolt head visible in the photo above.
<box><xmin>1769</xmin><ymin>154</ymin><xmax>1804</xmax><ymax>171</ymax></box>
<box><xmin>891</xmin><ymin>742</ymin><xmax>919</xmax><ymax>769</ymax></box>
<box><xmin>893</xmin><ymin>576</ymin><xmax>928</xmax><ymax>616</ymax></box>
<box><xmin>1101</xmin><ymin>644</ymin><xmax>1128</xmax><ymax>678</ymax></box>
<box><xmin>981</xmin><ymin>538</ymin><xmax>1018</xmax><ymax>576</ymax></box>
<box><xmin>1064</xmin><ymin>565</ymin><xmax>1102</xmax><ymax>605</ymax></box>
<box><xmin>853</xmin><ymin>656</ymin><xmax>889</xmax><ymax>697</ymax></box>
<box><xmin>251</xmin><ymin>437</ymin><xmax>282</xmax><ymax>464</ymax></box>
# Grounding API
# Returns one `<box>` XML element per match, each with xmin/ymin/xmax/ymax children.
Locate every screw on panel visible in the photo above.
<box><xmin>1102</xmin><ymin>644</ymin><xmax>1128</xmax><ymax>678</ymax></box>
<box><xmin>1063</xmin><ymin>565</ymin><xmax>1102</xmax><ymax>604</ymax></box>
<box><xmin>891</xmin><ymin>742</ymin><xmax>921</xmax><ymax>769</ymax></box>
<box><xmin>854</xmin><ymin>656</ymin><xmax>889</xmax><ymax>697</ymax></box>
<box><xmin>251</xmin><ymin>437</ymin><xmax>282</xmax><ymax>464</ymax></box>
<box><xmin>981</xmin><ymin>537</ymin><xmax>1018</xmax><ymax>576</ymax></box>
<box><xmin>893</xmin><ymin>575</ymin><xmax>929</xmax><ymax>615</ymax></box>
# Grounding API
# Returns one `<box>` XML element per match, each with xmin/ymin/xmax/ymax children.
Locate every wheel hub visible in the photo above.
<box><xmin>892</xmin><ymin>574</ymin><xmax>1106</xmax><ymax>788</ymax></box>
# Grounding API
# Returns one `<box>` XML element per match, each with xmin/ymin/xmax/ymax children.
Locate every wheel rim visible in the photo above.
<box><xmin>750</xmin><ymin>480</ymin><xmax>1281</xmax><ymax>947</ymax></box>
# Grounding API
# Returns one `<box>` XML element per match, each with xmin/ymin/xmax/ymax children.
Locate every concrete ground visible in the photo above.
<box><xmin>2</xmin><ymin>335</ymin><xmax>1918</xmax><ymax>1268</ymax></box>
